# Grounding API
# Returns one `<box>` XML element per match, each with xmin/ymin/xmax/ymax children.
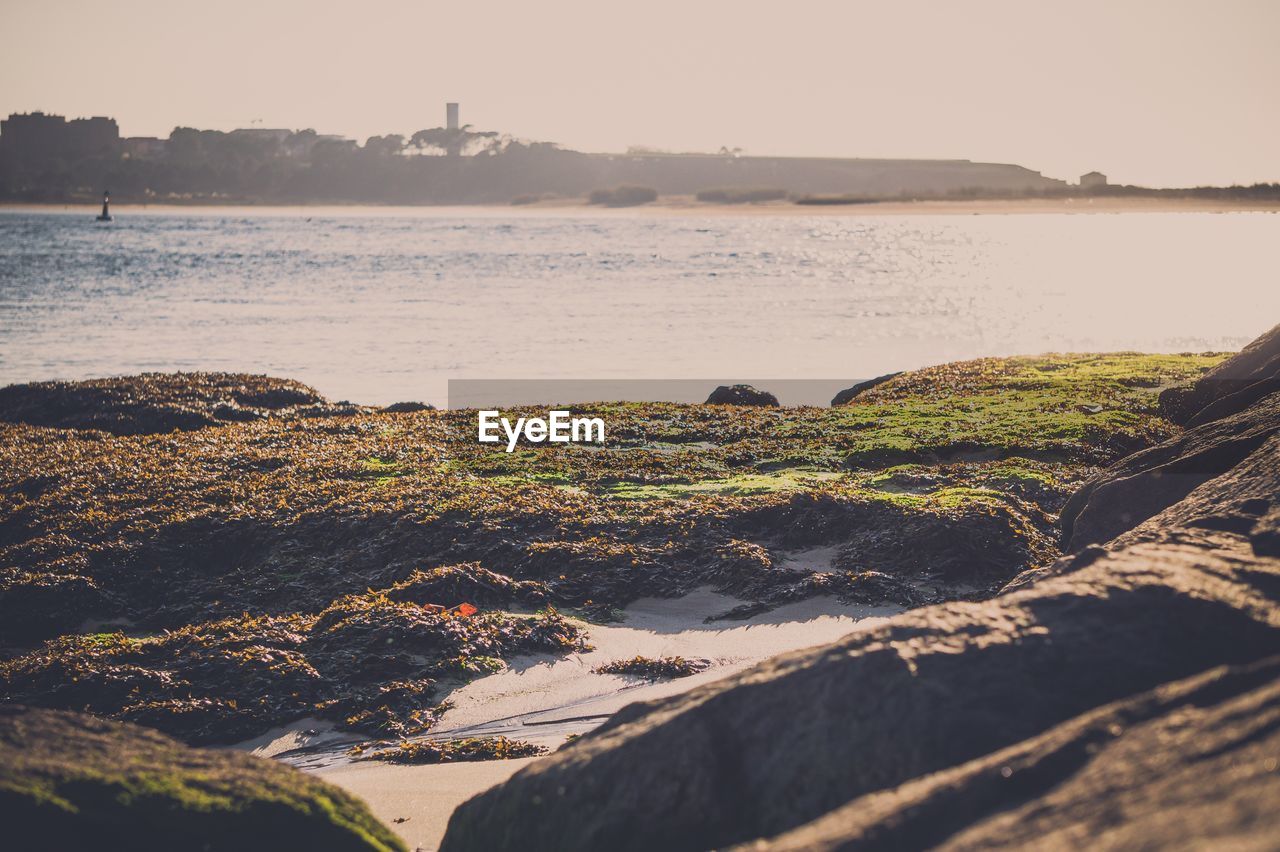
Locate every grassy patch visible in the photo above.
<box><xmin>596</xmin><ymin>468</ymin><xmax>844</xmax><ymax>500</ymax></box>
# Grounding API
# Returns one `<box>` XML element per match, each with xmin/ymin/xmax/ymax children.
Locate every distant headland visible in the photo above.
<box><xmin>2</xmin><ymin>106</ymin><xmax>1278</xmax><ymax>208</ymax></box>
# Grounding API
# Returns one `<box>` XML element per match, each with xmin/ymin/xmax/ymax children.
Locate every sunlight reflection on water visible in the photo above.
<box><xmin>1</xmin><ymin>207</ymin><xmax>1276</xmax><ymax>406</ymax></box>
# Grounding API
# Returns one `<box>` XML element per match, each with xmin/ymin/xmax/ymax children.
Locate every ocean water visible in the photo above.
<box><xmin>1</xmin><ymin>206</ymin><xmax>1277</xmax><ymax>406</ymax></box>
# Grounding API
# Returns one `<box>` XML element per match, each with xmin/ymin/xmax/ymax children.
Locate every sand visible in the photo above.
<box><xmin>427</xmin><ymin>587</ymin><xmax>897</xmax><ymax>748</ymax></box>
<box><xmin>305</xmin><ymin>585</ymin><xmax>897</xmax><ymax>850</ymax></box>
<box><xmin>316</xmin><ymin>758</ymin><xmax>540</xmax><ymax>852</ymax></box>
<box><xmin>231</xmin><ymin>716</ymin><xmax>344</xmax><ymax>758</ymax></box>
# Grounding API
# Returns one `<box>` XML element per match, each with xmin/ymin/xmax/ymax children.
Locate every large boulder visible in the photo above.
<box><xmin>1059</xmin><ymin>324</ymin><xmax>1280</xmax><ymax>552</ymax></box>
<box><xmin>380</xmin><ymin>401</ymin><xmax>434</xmax><ymax>414</ymax></box>
<box><xmin>440</xmin><ymin>365</ymin><xmax>1280</xmax><ymax>852</ymax></box>
<box><xmin>1159</xmin><ymin>322</ymin><xmax>1280</xmax><ymax>425</ymax></box>
<box><xmin>829</xmin><ymin>372</ymin><xmax>902</xmax><ymax>406</ymax></box>
<box><xmin>1059</xmin><ymin>391</ymin><xmax>1279</xmax><ymax>551</ymax></box>
<box><xmin>1111</xmin><ymin>431</ymin><xmax>1279</xmax><ymax>553</ymax></box>
<box><xmin>746</xmin><ymin>656</ymin><xmax>1280</xmax><ymax>851</ymax></box>
<box><xmin>1252</xmin><ymin>504</ymin><xmax>1280</xmax><ymax>558</ymax></box>
<box><xmin>0</xmin><ymin>705</ymin><xmax>404</xmax><ymax>852</ymax></box>
<box><xmin>704</xmin><ymin>385</ymin><xmax>779</xmax><ymax>407</ymax></box>
<box><xmin>440</xmin><ymin>501</ymin><xmax>1280</xmax><ymax>849</ymax></box>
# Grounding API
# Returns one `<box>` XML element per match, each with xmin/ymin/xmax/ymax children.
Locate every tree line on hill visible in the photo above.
<box><xmin>0</xmin><ymin>124</ymin><xmax>596</xmax><ymax>204</ymax></box>
<box><xmin>1</xmin><ymin>120</ymin><xmax>1277</xmax><ymax>206</ymax></box>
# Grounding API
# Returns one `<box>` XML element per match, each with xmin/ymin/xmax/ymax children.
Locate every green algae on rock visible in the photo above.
<box><xmin>0</xmin><ymin>704</ymin><xmax>405</xmax><ymax>852</ymax></box>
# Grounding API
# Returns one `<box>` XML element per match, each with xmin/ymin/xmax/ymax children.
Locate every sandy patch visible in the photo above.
<box><xmin>229</xmin><ymin>717</ymin><xmax>345</xmax><ymax>758</ymax></box>
<box><xmin>776</xmin><ymin>544</ymin><xmax>842</xmax><ymax>573</ymax></box>
<box><xmin>423</xmin><ymin>588</ymin><xmax>896</xmax><ymax>748</ymax></box>
<box><xmin>316</xmin><ymin>757</ymin><xmax>539</xmax><ymax>852</ymax></box>
<box><xmin>305</xmin><ymin>587</ymin><xmax>896</xmax><ymax>849</ymax></box>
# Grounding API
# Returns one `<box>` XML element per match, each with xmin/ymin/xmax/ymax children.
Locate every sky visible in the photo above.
<box><xmin>2</xmin><ymin>0</ymin><xmax>1277</xmax><ymax>187</ymax></box>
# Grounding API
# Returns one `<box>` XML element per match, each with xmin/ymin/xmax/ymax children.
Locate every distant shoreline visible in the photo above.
<box><xmin>4</xmin><ymin>196</ymin><xmax>1280</xmax><ymax>217</ymax></box>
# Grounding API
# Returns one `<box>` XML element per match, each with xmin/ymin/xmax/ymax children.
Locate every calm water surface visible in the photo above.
<box><xmin>1</xmin><ymin>206</ymin><xmax>1277</xmax><ymax>406</ymax></box>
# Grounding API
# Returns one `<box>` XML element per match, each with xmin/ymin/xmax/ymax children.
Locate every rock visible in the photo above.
<box><xmin>704</xmin><ymin>385</ymin><xmax>779</xmax><ymax>407</ymax></box>
<box><xmin>440</xmin><ymin>376</ymin><xmax>1280</xmax><ymax>851</ymax></box>
<box><xmin>1058</xmin><ymin>320</ymin><xmax>1280</xmax><ymax>554</ymax></box>
<box><xmin>1111</xmin><ymin>433</ymin><xmax>1278</xmax><ymax>547</ymax></box>
<box><xmin>0</xmin><ymin>373</ymin><xmax>364</xmax><ymax>435</ymax></box>
<box><xmin>744</xmin><ymin>657</ymin><xmax>1280</xmax><ymax>851</ymax></box>
<box><xmin>440</xmin><ymin>528</ymin><xmax>1280</xmax><ymax>851</ymax></box>
<box><xmin>1059</xmin><ymin>391</ymin><xmax>1279</xmax><ymax>551</ymax></box>
<box><xmin>380</xmin><ymin>401</ymin><xmax>434</xmax><ymax>414</ymax></box>
<box><xmin>1252</xmin><ymin>505</ymin><xmax>1280</xmax><ymax>557</ymax></box>
<box><xmin>0</xmin><ymin>705</ymin><xmax>405</xmax><ymax>852</ymax></box>
<box><xmin>1159</xmin><ymin>322</ymin><xmax>1280</xmax><ymax>424</ymax></box>
<box><xmin>830</xmin><ymin>372</ymin><xmax>902</xmax><ymax>406</ymax></box>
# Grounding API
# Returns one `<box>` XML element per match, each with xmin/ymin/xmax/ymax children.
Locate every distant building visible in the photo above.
<box><xmin>445</xmin><ymin>103</ymin><xmax>461</xmax><ymax>157</ymax></box>
<box><xmin>1080</xmin><ymin>171</ymin><xmax>1108</xmax><ymax>189</ymax></box>
<box><xmin>0</xmin><ymin>112</ymin><xmax>120</xmax><ymax>167</ymax></box>
<box><xmin>226</xmin><ymin>127</ymin><xmax>349</xmax><ymax>159</ymax></box>
<box><xmin>228</xmin><ymin>128</ymin><xmax>293</xmax><ymax>144</ymax></box>
<box><xmin>311</xmin><ymin>137</ymin><xmax>358</xmax><ymax>157</ymax></box>
<box><xmin>122</xmin><ymin>136</ymin><xmax>166</xmax><ymax>159</ymax></box>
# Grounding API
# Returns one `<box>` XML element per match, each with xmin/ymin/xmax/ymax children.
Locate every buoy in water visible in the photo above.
<box><xmin>96</xmin><ymin>190</ymin><xmax>113</xmax><ymax>222</ymax></box>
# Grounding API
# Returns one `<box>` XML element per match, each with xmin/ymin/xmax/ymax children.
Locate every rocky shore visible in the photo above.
<box><xmin>2</xmin><ymin>338</ymin><xmax>1275</xmax><ymax>848</ymax></box>
<box><xmin>438</xmin><ymin>324</ymin><xmax>1280</xmax><ymax>850</ymax></box>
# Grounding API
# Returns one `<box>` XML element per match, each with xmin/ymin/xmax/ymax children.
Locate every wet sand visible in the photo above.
<box><xmin>316</xmin><ymin>758</ymin><xmax>539</xmax><ymax>852</ymax></box>
<box><xmin>308</xmin><ymin>586</ymin><xmax>898</xmax><ymax>850</ymax></box>
<box><xmin>429</xmin><ymin>587</ymin><xmax>898</xmax><ymax>747</ymax></box>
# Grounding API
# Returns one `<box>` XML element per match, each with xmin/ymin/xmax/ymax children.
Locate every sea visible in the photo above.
<box><xmin>1</xmin><ymin>205</ymin><xmax>1277</xmax><ymax>407</ymax></box>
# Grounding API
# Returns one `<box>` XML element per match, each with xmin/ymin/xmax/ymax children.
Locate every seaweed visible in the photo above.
<box><xmin>0</xmin><ymin>353</ymin><xmax>1222</xmax><ymax>746</ymax></box>
<box><xmin>357</xmin><ymin>735</ymin><xmax>547</xmax><ymax>764</ymax></box>
<box><xmin>593</xmin><ymin>656</ymin><xmax>710</xmax><ymax>679</ymax></box>
<box><xmin>0</xmin><ymin>602</ymin><xmax>586</xmax><ymax>743</ymax></box>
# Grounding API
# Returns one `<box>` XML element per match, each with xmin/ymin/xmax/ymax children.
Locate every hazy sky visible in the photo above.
<box><xmin>2</xmin><ymin>0</ymin><xmax>1277</xmax><ymax>186</ymax></box>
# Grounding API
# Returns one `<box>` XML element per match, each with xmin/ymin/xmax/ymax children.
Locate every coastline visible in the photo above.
<box><xmin>4</xmin><ymin>195</ymin><xmax>1279</xmax><ymax>217</ymax></box>
<box><xmin>2</xmin><ymin>336</ymin><xmax>1277</xmax><ymax>850</ymax></box>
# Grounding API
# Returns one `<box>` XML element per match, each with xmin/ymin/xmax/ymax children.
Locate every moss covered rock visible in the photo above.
<box><xmin>0</xmin><ymin>372</ymin><xmax>363</xmax><ymax>435</ymax></box>
<box><xmin>0</xmin><ymin>704</ymin><xmax>405</xmax><ymax>852</ymax></box>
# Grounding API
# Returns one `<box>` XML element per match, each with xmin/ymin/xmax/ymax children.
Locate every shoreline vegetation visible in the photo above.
<box><xmin>2</xmin><ymin>332</ymin><xmax>1278</xmax><ymax>849</ymax></box>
